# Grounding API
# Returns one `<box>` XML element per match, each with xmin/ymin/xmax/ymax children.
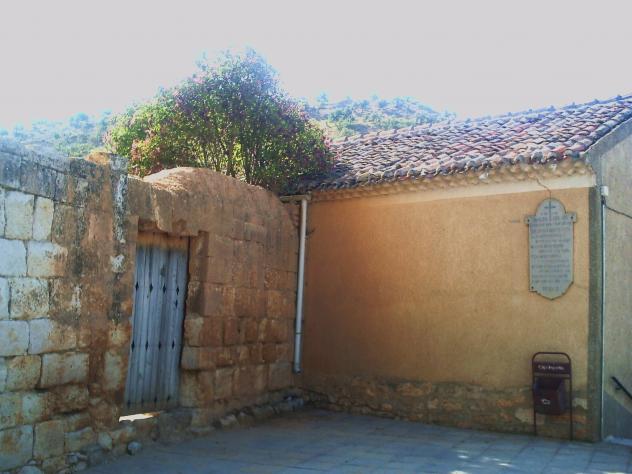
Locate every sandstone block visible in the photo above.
<box><xmin>235</xmin><ymin>345</ymin><xmax>249</xmax><ymax>364</ymax></box>
<box><xmin>183</xmin><ymin>316</ymin><xmax>203</xmax><ymax>347</ymax></box>
<box><xmin>244</xmin><ymin>222</ymin><xmax>266</xmax><ymax>243</ymax></box>
<box><xmin>199</xmin><ymin>317</ymin><xmax>223</xmax><ymax>347</ymax></box>
<box><xmin>0</xmin><ymin>425</ymin><xmax>33</xmax><ymax>470</ymax></box>
<box><xmin>179</xmin><ymin>371</ymin><xmax>199</xmax><ymax>408</ymax></box>
<box><xmin>214</xmin><ymin>347</ymin><xmax>233</xmax><ymax>367</ymax></box>
<box><xmin>28</xmin><ymin>319</ymin><xmax>77</xmax><ymax>354</ymax></box>
<box><xmin>262</xmin><ymin>343</ymin><xmax>277</xmax><ymax>363</ymax></box>
<box><xmin>214</xmin><ymin>367</ymin><xmax>234</xmax><ymax>400</ymax></box>
<box><xmin>189</xmin><ymin>233</ymin><xmax>209</xmax><ymax>260</ymax></box>
<box><xmin>50</xmin><ymin>384</ymin><xmax>90</xmax><ymax>413</ymax></box>
<box><xmin>51</xmin><ymin>204</ymin><xmax>77</xmax><ymax>247</ymax></box>
<box><xmin>194</xmin><ymin>284</ymin><xmax>234</xmax><ymax>318</ymax></box>
<box><xmin>34</xmin><ymin>419</ymin><xmax>65</xmax><ymax>459</ymax></box>
<box><xmin>242</xmin><ymin>318</ymin><xmax>258</xmax><ymax>343</ymax></box>
<box><xmin>197</xmin><ymin>370</ymin><xmax>214</xmax><ymax>405</ymax></box>
<box><xmin>254</xmin><ymin>364</ymin><xmax>267</xmax><ymax>393</ymax></box>
<box><xmin>106</xmin><ymin>320</ymin><xmax>130</xmax><ymax>349</ymax></box>
<box><xmin>233</xmin><ymin>366</ymin><xmax>256</xmax><ymax>397</ymax></box>
<box><xmin>32</xmin><ymin>197</ymin><xmax>54</xmax><ymax>241</ymax></box>
<box><xmin>276</xmin><ymin>343</ymin><xmax>291</xmax><ymax>362</ymax></box>
<box><xmin>103</xmin><ymin>350</ymin><xmax>126</xmax><ymax>392</ymax></box>
<box><xmin>235</xmin><ymin>289</ymin><xmax>266</xmax><ymax>320</ymax></box>
<box><xmin>40</xmin><ymin>352</ymin><xmax>89</xmax><ymax>388</ymax></box>
<box><xmin>249</xmin><ymin>344</ymin><xmax>263</xmax><ymax>364</ymax></box>
<box><xmin>181</xmin><ymin>347</ymin><xmax>214</xmax><ymax>371</ymax></box>
<box><xmin>0</xmin><ymin>277</ymin><xmax>8</xmax><ymax>318</ymax></box>
<box><xmin>49</xmin><ymin>280</ymin><xmax>82</xmax><ymax>320</ymax></box>
<box><xmin>270</xmin><ymin>319</ymin><xmax>289</xmax><ymax>342</ymax></box>
<box><xmin>88</xmin><ymin>398</ymin><xmax>117</xmax><ymax>428</ymax></box>
<box><xmin>20</xmin><ymin>160</ymin><xmax>57</xmax><ymax>198</ymax></box>
<box><xmin>268</xmin><ymin>362</ymin><xmax>292</xmax><ymax>390</ymax></box>
<box><xmin>62</xmin><ymin>412</ymin><xmax>91</xmax><ymax>432</ymax></box>
<box><xmin>202</xmin><ymin>255</ymin><xmax>232</xmax><ymax>284</ymax></box>
<box><xmin>65</xmin><ymin>426</ymin><xmax>95</xmax><ymax>452</ymax></box>
<box><xmin>21</xmin><ymin>392</ymin><xmax>49</xmax><ymax>424</ymax></box>
<box><xmin>266</xmin><ymin>290</ymin><xmax>295</xmax><ymax>320</ymax></box>
<box><xmin>0</xmin><ymin>238</ymin><xmax>27</xmax><ymax>276</ymax></box>
<box><xmin>27</xmin><ymin>241</ymin><xmax>67</xmax><ymax>277</ymax></box>
<box><xmin>5</xmin><ymin>355</ymin><xmax>41</xmax><ymax>391</ymax></box>
<box><xmin>0</xmin><ymin>320</ymin><xmax>29</xmax><ymax>356</ymax></box>
<box><xmin>0</xmin><ymin>392</ymin><xmax>21</xmax><ymax>429</ymax></box>
<box><xmin>9</xmin><ymin>278</ymin><xmax>49</xmax><ymax>319</ymax></box>
<box><xmin>4</xmin><ymin>190</ymin><xmax>34</xmax><ymax>240</ymax></box>
<box><xmin>223</xmin><ymin>318</ymin><xmax>241</xmax><ymax>345</ymax></box>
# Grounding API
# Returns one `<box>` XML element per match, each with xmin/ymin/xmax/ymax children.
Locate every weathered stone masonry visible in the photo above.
<box><xmin>0</xmin><ymin>141</ymin><xmax>132</xmax><ymax>472</ymax></box>
<box><xmin>0</xmin><ymin>140</ymin><xmax>299</xmax><ymax>473</ymax></box>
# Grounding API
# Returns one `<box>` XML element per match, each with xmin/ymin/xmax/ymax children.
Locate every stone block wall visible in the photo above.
<box><xmin>0</xmin><ymin>141</ymin><xmax>131</xmax><ymax>472</ymax></box>
<box><xmin>0</xmin><ymin>141</ymin><xmax>299</xmax><ymax>473</ymax></box>
<box><xmin>128</xmin><ymin>168</ymin><xmax>298</xmax><ymax>429</ymax></box>
<box><xmin>304</xmin><ymin>375</ymin><xmax>588</xmax><ymax>440</ymax></box>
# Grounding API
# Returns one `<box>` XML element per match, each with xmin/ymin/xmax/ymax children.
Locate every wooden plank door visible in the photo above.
<box><xmin>124</xmin><ymin>233</ymin><xmax>188</xmax><ymax>415</ymax></box>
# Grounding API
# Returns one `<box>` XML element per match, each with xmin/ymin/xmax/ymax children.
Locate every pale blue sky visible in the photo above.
<box><xmin>1</xmin><ymin>0</ymin><xmax>631</xmax><ymax>128</ymax></box>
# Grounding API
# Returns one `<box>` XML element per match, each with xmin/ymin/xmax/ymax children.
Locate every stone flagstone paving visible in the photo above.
<box><xmin>89</xmin><ymin>409</ymin><xmax>632</xmax><ymax>473</ymax></box>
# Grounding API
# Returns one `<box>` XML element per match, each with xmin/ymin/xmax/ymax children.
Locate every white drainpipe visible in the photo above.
<box><xmin>279</xmin><ymin>194</ymin><xmax>310</xmax><ymax>373</ymax></box>
<box><xmin>600</xmin><ymin>185</ymin><xmax>609</xmax><ymax>438</ymax></box>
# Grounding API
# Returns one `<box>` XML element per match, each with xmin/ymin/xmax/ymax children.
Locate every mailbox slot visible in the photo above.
<box><xmin>533</xmin><ymin>377</ymin><xmax>567</xmax><ymax>415</ymax></box>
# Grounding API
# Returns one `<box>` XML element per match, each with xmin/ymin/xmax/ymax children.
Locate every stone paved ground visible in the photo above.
<box><xmin>89</xmin><ymin>409</ymin><xmax>632</xmax><ymax>474</ymax></box>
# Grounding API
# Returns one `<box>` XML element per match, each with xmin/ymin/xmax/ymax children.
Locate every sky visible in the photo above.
<box><xmin>1</xmin><ymin>0</ymin><xmax>631</xmax><ymax>128</ymax></box>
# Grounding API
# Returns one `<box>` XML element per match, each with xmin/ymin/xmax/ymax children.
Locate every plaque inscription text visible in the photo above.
<box><xmin>525</xmin><ymin>199</ymin><xmax>576</xmax><ymax>299</ymax></box>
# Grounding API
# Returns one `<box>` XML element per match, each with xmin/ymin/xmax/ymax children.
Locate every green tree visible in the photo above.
<box><xmin>106</xmin><ymin>49</ymin><xmax>333</xmax><ymax>194</ymax></box>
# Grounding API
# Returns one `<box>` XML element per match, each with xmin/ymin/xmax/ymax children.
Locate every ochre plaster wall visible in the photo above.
<box><xmin>301</xmin><ymin>185</ymin><xmax>592</xmax><ymax>438</ymax></box>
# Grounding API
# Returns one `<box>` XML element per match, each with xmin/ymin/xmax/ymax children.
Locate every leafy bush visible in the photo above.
<box><xmin>106</xmin><ymin>49</ymin><xmax>334</xmax><ymax>194</ymax></box>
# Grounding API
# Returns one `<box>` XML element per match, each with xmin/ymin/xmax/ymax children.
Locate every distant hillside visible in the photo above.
<box><xmin>1</xmin><ymin>96</ymin><xmax>453</xmax><ymax>156</ymax></box>
<box><xmin>305</xmin><ymin>95</ymin><xmax>454</xmax><ymax>139</ymax></box>
<box><xmin>0</xmin><ymin>111</ymin><xmax>111</xmax><ymax>157</ymax></box>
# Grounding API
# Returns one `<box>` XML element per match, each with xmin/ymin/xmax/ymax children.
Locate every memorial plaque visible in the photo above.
<box><xmin>525</xmin><ymin>199</ymin><xmax>576</xmax><ymax>299</ymax></box>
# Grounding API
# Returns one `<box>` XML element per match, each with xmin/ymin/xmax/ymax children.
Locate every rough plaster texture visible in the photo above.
<box><xmin>586</xmin><ymin>120</ymin><xmax>632</xmax><ymax>439</ymax></box>
<box><xmin>0</xmin><ymin>141</ymin><xmax>298</xmax><ymax>473</ymax></box>
<box><xmin>301</xmin><ymin>185</ymin><xmax>594</xmax><ymax>440</ymax></box>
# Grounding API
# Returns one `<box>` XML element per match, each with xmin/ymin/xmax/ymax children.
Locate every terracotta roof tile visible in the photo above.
<box><xmin>300</xmin><ymin>95</ymin><xmax>632</xmax><ymax>193</ymax></box>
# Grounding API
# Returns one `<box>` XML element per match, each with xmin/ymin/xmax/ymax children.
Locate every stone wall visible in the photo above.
<box><xmin>0</xmin><ymin>140</ymin><xmax>299</xmax><ymax>473</ymax></box>
<box><xmin>128</xmin><ymin>168</ymin><xmax>299</xmax><ymax>429</ymax></box>
<box><xmin>305</xmin><ymin>375</ymin><xmax>588</xmax><ymax>439</ymax></box>
<box><xmin>0</xmin><ymin>141</ymin><xmax>131</xmax><ymax>472</ymax></box>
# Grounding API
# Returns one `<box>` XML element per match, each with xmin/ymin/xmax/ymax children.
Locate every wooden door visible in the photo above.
<box><xmin>123</xmin><ymin>233</ymin><xmax>188</xmax><ymax>415</ymax></box>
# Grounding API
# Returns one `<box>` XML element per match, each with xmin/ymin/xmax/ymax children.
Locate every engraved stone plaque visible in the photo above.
<box><xmin>525</xmin><ymin>199</ymin><xmax>577</xmax><ymax>299</ymax></box>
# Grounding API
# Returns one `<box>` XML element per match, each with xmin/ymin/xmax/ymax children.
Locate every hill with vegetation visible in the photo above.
<box><xmin>305</xmin><ymin>95</ymin><xmax>454</xmax><ymax>139</ymax></box>
<box><xmin>0</xmin><ymin>111</ymin><xmax>112</xmax><ymax>157</ymax></box>
<box><xmin>1</xmin><ymin>96</ymin><xmax>452</xmax><ymax>156</ymax></box>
